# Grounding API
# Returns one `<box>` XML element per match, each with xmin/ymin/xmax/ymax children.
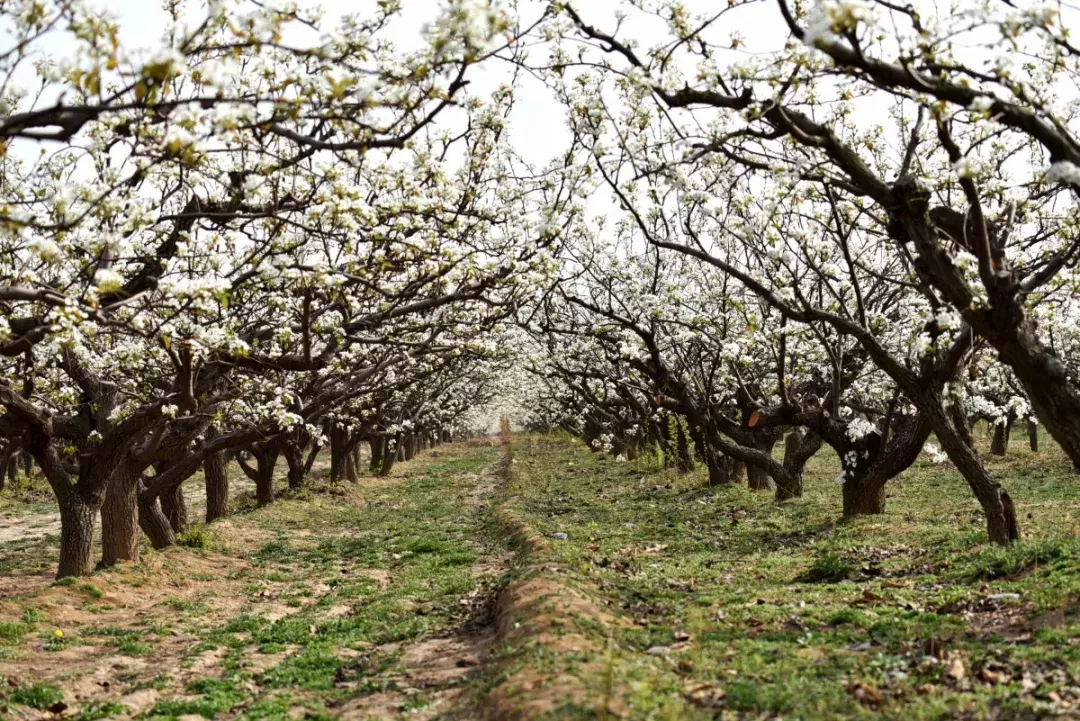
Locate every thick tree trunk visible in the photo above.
<box><xmin>284</xmin><ymin>440</ymin><xmax>305</xmax><ymax>491</ymax></box>
<box><xmin>101</xmin><ymin>467</ymin><xmax>141</xmax><ymax>566</ymax></box>
<box><xmin>705</xmin><ymin>451</ymin><xmax>734</xmax><ymax>486</ymax></box>
<box><xmin>369</xmin><ymin>436</ymin><xmax>386</xmax><ymax>474</ymax></box>
<box><xmin>159</xmin><ymin>484</ymin><xmax>188</xmax><ymax>534</ymax></box>
<box><xmin>776</xmin><ymin>430</ymin><xmax>822</xmax><ymax>502</ymax></box>
<box><xmin>0</xmin><ymin>443</ymin><xmax>12</xmax><ymax>492</ymax></box>
<box><xmin>990</xmin><ymin>419</ymin><xmax>1013</xmax><ymax>457</ymax></box>
<box><xmin>1028</xmin><ymin>419</ymin><xmax>1039</xmax><ymax>453</ymax></box>
<box><xmin>842</xmin><ymin>478</ymin><xmax>887</xmax><ymax>515</ymax></box>
<box><xmin>138</xmin><ymin>489</ymin><xmax>176</xmax><ymax>550</ymax></box>
<box><xmin>329</xmin><ymin>425</ymin><xmax>348</xmax><ymax>484</ymax></box>
<box><xmin>380</xmin><ymin>434</ymin><xmax>400</xmax><ymax>476</ymax></box>
<box><xmin>344</xmin><ymin>446</ymin><xmax>359</xmax><ymax>484</ymax></box>
<box><xmin>924</xmin><ymin>397</ymin><xmax>1019</xmax><ymax>544</ymax></box>
<box><xmin>204</xmin><ymin>451</ymin><xmax>229</xmax><ymax>523</ymax></box>
<box><xmin>57</xmin><ymin>491</ymin><xmax>98</xmax><ymax>578</ymax></box>
<box><xmin>255</xmin><ymin>466</ymin><xmax>274</xmax><ymax>505</ymax></box>
<box><xmin>746</xmin><ymin>463</ymin><xmax>772</xmax><ymax>490</ymax></box>
<box><xmin>369</xmin><ymin>436</ymin><xmax>384</xmax><ymax>473</ymax></box>
<box><xmin>840</xmin><ymin>415</ymin><xmax>931</xmax><ymax>517</ymax></box>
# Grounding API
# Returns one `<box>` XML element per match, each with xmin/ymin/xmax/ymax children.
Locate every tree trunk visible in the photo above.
<box><xmin>990</xmin><ymin>421</ymin><xmax>1010</xmax><ymax>456</ymax></box>
<box><xmin>100</xmin><ymin>466</ymin><xmax>141</xmax><ymax>566</ymax></box>
<box><xmin>403</xmin><ymin>434</ymin><xmax>415</xmax><ymax>461</ymax></box>
<box><xmin>776</xmin><ymin>430</ymin><xmax>822</xmax><ymax>502</ymax></box>
<box><xmin>369</xmin><ymin>436</ymin><xmax>384</xmax><ymax>472</ymax></box>
<box><xmin>204</xmin><ymin>451</ymin><xmax>229</xmax><ymax>523</ymax></box>
<box><xmin>138</xmin><ymin>488</ymin><xmax>176</xmax><ymax>550</ymax></box>
<box><xmin>705</xmin><ymin>451</ymin><xmax>734</xmax><ymax>486</ymax></box>
<box><xmin>345</xmin><ymin>446</ymin><xmax>359</xmax><ymax>483</ymax></box>
<box><xmin>380</xmin><ymin>434</ymin><xmax>400</xmax><ymax>476</ymax></box>
<box><xmin>57</xmin><ymin>490</ymin><xmax>98</xmax><ymax>578</ymax></box>
<box><xmin>329</xmin><ymin>425</ymin><xmax>348</xmax><ymax>483</ymax></box>
<box><xmin>284</xmin><ymin>440</ymin><xmax>305</xmax><ymax>491</ymax></box>
<box><xmin>0</xmin><ymin>443</ymin><xmax>12</xmax><ymax>492</ymax></box>
<box><xmin>1028</xmin><ymin>419</ymin><xmax>1039</xmax><ymax>453</ymax></box>
<box><xmin>159</xmin><ymin>484</ymin><xmax>188</xmax><ymax>534</ymax></box>
<box><xmin>925</xmin><ymin>399</ymin><xmax>1019</xmax><ymax>544</ymax></box>
<box><xmin>255</xmin><ymin>465</ymin><xmax>274</xmax><ymax>505</ymax></box>
<box><xmin>842</xmin><ymin>477</ymin><xmax>887</xmax><ymax>515</ymax></box>
<box><xmin>746</xmin><ymin>463</ymin><xmax>772</xmax><ymax>490</ymax></box>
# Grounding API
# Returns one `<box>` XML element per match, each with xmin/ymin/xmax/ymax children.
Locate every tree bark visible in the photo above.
<box><xmin>100</xmin><ymin>466</ymin><xmax>141</xmax><ymax>566</ymax></box>
<box><xmin>138</xmin><ymin>488</ymin><xmax>176</xmax><ymax>550</ymax></box>
<box><xmin>159</xmin><ymin>484</ymin><xmax>188</xmax><ymax>534</ymax></box>
<box><xmin>776</xmin><ymin>430</ymin><xmax>822</xmax><ymax>502</ymax></box>
<box><xmin>204</xmin><ymin>451</ymin><xmax>229</xmax><ymax>523</ymax></box>
<box><xmin>921</xmin><ymin>395</ymin><xmax>1019</xmax><ymax>544</ymax></box>
<box><xmin>329</xmin><ymin>425</ymin><xmax>348</xmax><ymax>483</ymax></box>
<box><xmin>369</xmin><ymin>436</ymin><xmax>384</xmax><ymax>473</ymax></box>
<box><xmin>57</xmin><ymin>490</ymin><xmax>98</xmax><ymax>578</ymax></box>
<box><xmin>1028</xmin><ymin>419</ymin><xmax>1039</xmax><ymax>453</ymax></box>
<box><xmin>990</xmin><ymin>418</ymin><xmax>1014</xmax><ymax>457</ymax></box>
<box><xmin>380</xmin><ymin>434</ymin><xmax>400</xmax><ymax>476</ymax></box>
<box><xmin>284</xmin><ymin>439</ymin><xmax>305</xmax><ymax>490</ymax></box>
<box><xmin>842</xmin><ymin>478</ymin><xmax>887</xmax><ymax>515</ymax></box>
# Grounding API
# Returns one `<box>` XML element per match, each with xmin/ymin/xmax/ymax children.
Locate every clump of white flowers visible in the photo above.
<box><xmin>922</xmin><ymin>443</ymin><xmax>949</xmax><ymax>464</ymax></box>
<box><xmin>93</xmin><ymin>268</ymin><xmax>124</xmax><ymax>293</ymax></box>
<box><xmin>1045</xmin><ymin>161</ymin><xmax>1080</xmax><ymax>186</ymax></box>
<box><xmin>804</xmin><ymin>0</ymin><xmax>875</xmax><ymax>47</ymax></box>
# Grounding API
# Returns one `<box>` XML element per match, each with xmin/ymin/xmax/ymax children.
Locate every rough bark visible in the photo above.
<box><xmin>329</xmin><ymin>425</ymin><xmax>349</xmax><ymax>483</ymax></box>
<box><xmin>138</xmin><ymin>487</ymin><xmax>176</xmax><ymax>550</ymax></box>
<box><xmin>100</xmin><ymin>466</ymin><xmax>141</xmax><ymax>566</ymax></box>
<box><xmin>840</xmin><ymin>416</ymin><xmax>931</xmax><ymax>517</ymax></box>
<box><xmin>57</xmin><ymin>490</ymin><xmax>97</xmax><ymax>578</ymax></box>
<box><xmin>380</xmin><ymin>434</ymin><xmax>400</xmax><ymax>476</ymax></box>
<box><xmin>284</xmin><ymin>439</ymin><xmax>306</xmax><ymax>490</ymax></box>
<box><xmin>369</xmin><ymin>436</ymin><xmax>384</xmax><ymax>473</ymax></box>
<box><xmin>776</xmin><ymin>430</ymin><xmax>822</xmax><ymax>502</ymax></box>
<box><xmin>673</xmin><ymin>423</ymin><xmax>691</xmax><ymax>472</ymax></box>
<box><xmin>159</xmin><ymin>484</ymin><xmax>188</xmax><ymax>534</ymax></box>
<box><xmin>204</xmin><ymin>450</ymin><xmax>229</xmax><ymax>523</ymax></box>
<box><xmin>990</xmin><ymin>420</ymin><xmax>1012</xmax><ymax>457</ymax></box>
<box><xmin>1028</xmin><ymin>419</ymin><xmax>1039</xmax><ymax>453</ymax></box>
<box><xmin>920</xmin><ymin>393</ymin><xmax>1019</xmax><ymax>544</ymax></box>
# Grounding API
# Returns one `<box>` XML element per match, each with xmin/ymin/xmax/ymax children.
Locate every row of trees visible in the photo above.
<box><xmin>3</xmin><ymin>0</ymin><xmax>1079</xmax><ymax>578</ymax></box>
<box><xmin>512</xmin><ymin>0</ymin><xmax>1080</xmax><ymax>545</ymax></box>
<box><xmin>0</xmin><ymin>0</ymin><xmax>583</xmax><ymax>577</ymax></box>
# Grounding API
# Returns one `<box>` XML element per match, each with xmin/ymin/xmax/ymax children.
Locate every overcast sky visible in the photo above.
<box><xmin>62</xmin><ymin>0</ymin><xmax>786</xmax><ymax>170</ymax></box>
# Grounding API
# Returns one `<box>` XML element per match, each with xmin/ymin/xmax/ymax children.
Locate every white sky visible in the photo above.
<box><xmin>7</xmin><ymin>0</ymin><xmax>787</xmax><ymax>169</ymax></box>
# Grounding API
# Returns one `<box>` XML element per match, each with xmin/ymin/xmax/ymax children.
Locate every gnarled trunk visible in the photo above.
<box><xmin>284</xmin><ymin>439</ymin><xmax>306</xmax><ymax>491</ymax></box>
<box><xmin>57</xmin><ymin>490</ymin><xmax>98</xmax><ymax>578</ymax></box>
<box><xmin>776</xmin><ymin>430</ymin><xmax>822</xmax><ymax>502</ymax></box>
<box><xmin>919</xmin><ymin>393</ymin><xmax>1019</xmax><ymax>544</ymax></box>
<box><xmin>380</xmin><ymin>434</ymin><xmax>400</xmax><ymax>476</ymax></box>
<box><xmin>368</xmin><ymin>436</ymin><xmax>384</xmax><ymax>473</ymax></box>
<box><xmin>138</xmin><ymin>487</ymin><xmax>176</xmax><ymax>550</ymax></box>
<box><xmin>204</xmin><ymin>450</ymin><xmax>229</xmax><ymax>523</ymax></box>
<box><xmin>159</xmin><ymin>484</ymin><xmax>188</xmax><ymax>534</ymax></box>
<box><xmin>101</xmin><ymin>466</ymin><xmax>141</xmax><ymax>567</ymax></box>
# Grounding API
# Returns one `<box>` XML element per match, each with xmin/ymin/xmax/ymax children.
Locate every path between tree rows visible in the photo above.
<box><xmin>0</xmin><ymin>440</ymin><xmax>557</xmax><ymax>721</ymax></box>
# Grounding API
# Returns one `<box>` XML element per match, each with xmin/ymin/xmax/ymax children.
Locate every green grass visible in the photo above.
<box><xmin>8</xmin><ymin>682</ymin><xmax>64</xmax><ymax>710</ymax></box>
<box><xmin>495</xmin><ymin>432</ymin><xmax>1080</xmax><ymax>720</ymax></box>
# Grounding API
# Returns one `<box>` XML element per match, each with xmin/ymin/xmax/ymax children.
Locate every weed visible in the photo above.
<box><xmin>9</xmin><ymin>682</ymin><xmax>63</xmax><ymax>710</ymax></box>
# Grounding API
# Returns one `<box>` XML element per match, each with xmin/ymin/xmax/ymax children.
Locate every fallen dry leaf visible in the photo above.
<box><xmin>945</xmin><ymin>656</ymin><xmax>966</xmax><ymax>681</ymax></box>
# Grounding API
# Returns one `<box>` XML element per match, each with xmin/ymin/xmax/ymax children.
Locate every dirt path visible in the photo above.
<box><xmin>0</xmin><ymin>441</ymin><xmax>512</xmax><ymax>720</ymax></box>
